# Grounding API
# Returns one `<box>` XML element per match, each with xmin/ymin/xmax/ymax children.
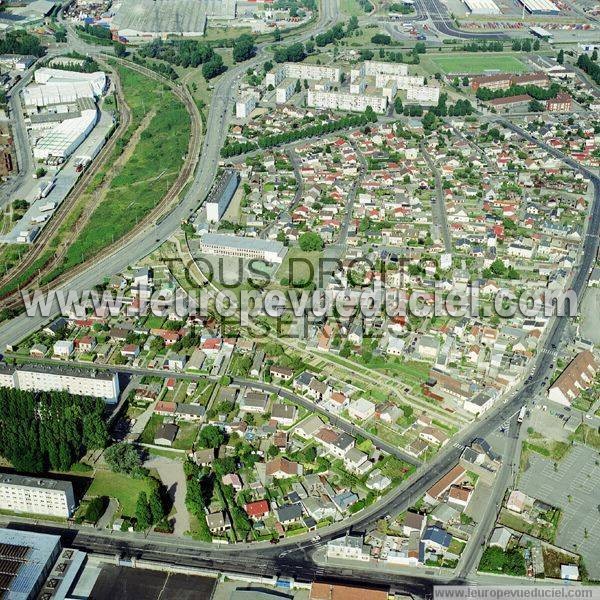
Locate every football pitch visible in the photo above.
<box><xmin>430</xmin><ymin>54</ymin><xmax>528</xmax><ymax>74</ymax></box>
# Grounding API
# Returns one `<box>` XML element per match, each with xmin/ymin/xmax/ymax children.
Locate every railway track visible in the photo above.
<box><xmin>0</xmin><ymin>55</ymin><xmax>202</xmax><ymax>310</ymax></box>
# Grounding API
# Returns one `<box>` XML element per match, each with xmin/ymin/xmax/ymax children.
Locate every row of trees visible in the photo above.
<box><xmin>135</xmin><ymin>487</ymin><xmax>167</xmax><ymax>531</ymax></box>
<box><xmin>576</xmin><ymin>53</ymin><xmax>600</xmax><ymax>86</ymax></box>
<box><xmin>222</xmin><ymin>110</ymin><xmax>378</xmax><ymax>157</ymax></box>
<box><xmin>511</xmin><ymin>38</ymin><xmax>540</xmax><ymax>52</ymax></box>
<box><xmin>476</xmin><ymin>82</ymin><xmax>560</xmax><ymax>102</ymax></box>
<box><xmin>0</xmin><ymin>389</ymin><xmax>108</xmax><ymax>473</ymax></box>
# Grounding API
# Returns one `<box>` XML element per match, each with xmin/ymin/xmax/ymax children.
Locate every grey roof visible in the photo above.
<box><xmin>0</xmin><ymin>529</ymin><xmax>61</xmax><ymax>600</ymax></box>
<box><xmin>155</xmin><ymin>423</ymin><xmax>178</xmax><ymax>442</ymax></box>
<box><xmin>176</xmin><ymin>403</ymin><xmax>206</xmax><ymax>417</ymax></box>
<box><xmin>17</xmin><ymin>363</ymin><xmax>116</xmax><ymax>382</ymax></box>
<box><xmin>276</xmin><ymin>503</ymin><xmax>303</xmax><ymax>523</ymax></box>
<box><xmin>423</xmin><ymin>525</ymin><xmax>452</xmax><ymax>548</ymax></box>
<box><xmin>0</xmin><ymin>472</ymin><xmax>73</xmax><ymax>493</ymax></box>
<box><xmin>200</xmin><ymin>232</ymin><xmax>285</xmax><ymax>254</ymax></box>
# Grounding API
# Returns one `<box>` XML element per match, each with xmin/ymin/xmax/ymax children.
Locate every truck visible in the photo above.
<box><xmin>517</xmin><ymin>406</ymin><xmax>527</xmax><ymax>424</ymax></box>
<box><xmin>37</xmin><ymin>179</ymin><xmax>55</xmax><ymax>199</ymax></box>
<box><xmin>30</xmin><ymin>214</ymin><xmax>49</xmax><ymax>224</ymax></box>
<box><xmin>39</xmin><ymin>202</ymin><xmax>57</xmax><ymax>212</ymax></box>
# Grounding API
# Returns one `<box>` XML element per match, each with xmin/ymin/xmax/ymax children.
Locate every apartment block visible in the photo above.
<box><xmin>375</xmin><ymin>73</ymin><xmax>424</xmax><ymax>90</ymax></box>
<box><xmin>236</xmin><ymin>94</ymin><xmax>257</xmax><ymax>119</ymax></box>
<box><xmin>365</xmin><ymin>60</ymin><xmax>408</xmax><ymax>77</ymax></box>
<box><xmin>407</xmin><ymin>85</ymin><xmax>440</xmax><ymax>104</ymax></box>
<box><xmin>284</xmin><ymin>62</ymin><xmax>341</xmax><ymax>82</ymax></box>
<box><xmin>307</xmin><ymin>89</ymin><xmax>388</xmax><ymax>114</ymax></box>
<box><xmin>267</xmin><ymin>63</ymin><xmax>341</xmax><ymax>87</ymax></box>
<box><xmin>0</xmin><ymin>473</ymin><xmax>76</xmax><ymax>518</ymax></box>
<box><xmin>14</xmin><ymin>364</ymin><xmax>120</xmax><ymax>403</ymax></box>
<box><xmin>276</xmin><ymin>79</ymin><xmax>297</xmax><ymax>104</ymax></box>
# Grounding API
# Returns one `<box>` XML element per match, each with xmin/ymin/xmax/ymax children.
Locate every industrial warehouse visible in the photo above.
<box><xmin>462</xmin><ymin>0</ymin><xmax>501</xmax><ymax>15</ymax></box>
<box><xmin>111</xmin><ymin>0</ymin><xmax>236</xmax><ymax>41</ymax></box>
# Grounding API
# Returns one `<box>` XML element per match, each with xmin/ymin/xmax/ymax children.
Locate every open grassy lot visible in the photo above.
<box><xmin>429</xmin><ymin>54</ymin><xmax>527</xmax><ymax>75</ymax></box>
<box><xmin>340</xmin><ymin>0</ymin><xmax>369</xmax><ymax>16</ymax></box>
<box><xmin>87</xmin><ymin>470</ymin><xmax>154</xmax><ymax>517</ymax></box>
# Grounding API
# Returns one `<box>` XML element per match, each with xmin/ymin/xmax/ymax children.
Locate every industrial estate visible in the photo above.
<box><xmin>0</xmin><ymin>0</ymin><xmax>598</xmax><ymax>599</ymax></box>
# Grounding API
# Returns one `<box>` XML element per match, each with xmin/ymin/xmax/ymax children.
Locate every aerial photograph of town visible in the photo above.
<box><xmin>0</xmin><ymin>0</ymin><xmax>598</xmax><ymax>598</ymax></box>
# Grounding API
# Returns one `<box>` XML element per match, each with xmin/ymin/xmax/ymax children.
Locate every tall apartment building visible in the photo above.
<box><xmin>276</xmin><ymin>79</ymin><xmax>297</xmax><ymax>104</ymax></box>
<box><xmin>0</xmin><ymin>473</ymin><xmax>76</xmax><ymax>517</ymax></box>
<box><xmin>350</xmin><ymin>79</ymin><xmax>367</xmax><ymax>95</ymax></box>
<box><xmin>236</xmin><ymin>94</ymin><xmax>257</xmax><ymax>119</ymax></box>
<box><xmin>407</xmin><ymin>85</ymin><xmax>440</xmax><ymax>104</ymax></box>
<box><xmin>0</xmin><ymin>363</ymin><xmax>120</xmax><ymax>403</ymax></box>
<box><xmin>206</xmin><ymin>169</ymin><xmax>240</xmax><ymax>223</ymax></box>
<box><xmin>266</xmin><ymin>63</ymin><xmax>341</xmax><ymax>87</ymax></box>
<box><xmin>307</xmin><ymin>89</ymin><xmax>388</xmax><ymax>114</ymax></box>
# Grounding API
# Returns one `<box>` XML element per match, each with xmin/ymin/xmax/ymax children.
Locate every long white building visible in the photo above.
<box><xmin>199</xmin><ymin>232</ymin><xmax>287</xmax><ymax>264</ymax></box>
<box><xmin>0</xmin><ymin>363</ymin><xmax>120</xmax><ymax>403</ymax></box>
<box><xmin>33</xmin><ymin>107</ymin><xmax>98</xmax><ymax>160</ymax></box>
<box><xmin>307</xmin><ymin>89</ymin><xmax>388</xmax><ymax>114</ymax></box>
<box><xmin>23</xmin><ymin>69</ymin><xmax>106</xmax><ymax>110</ymax></box>
<box><xmin>375</xmin><ymin>73</ymin><xmax>424</xmax><ymax>90</ymax></box>
<box><xmin>266</xmin><ymin>63</ymin><xmax>341</xmax><ymax>87</ymax></box>
<box><xmin>352</xmin><ymin>61</ymin><xmax>409</xmax><ymax>83</ymax></box>
<box><xmin>0</xmin><ymin>473</ymin><xmax>76</xmax><ymax>518</ymax></box>
<box><xmin>34</xmin><ymin>68</ymin><xmax>107</xmax><ymax>97</ymax></box>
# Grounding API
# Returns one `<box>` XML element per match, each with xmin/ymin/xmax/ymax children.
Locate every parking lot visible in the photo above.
<box><xmin>518</xmin><ymin>444</ymin><xmax>600</xmax><ymax>579</ymax></box>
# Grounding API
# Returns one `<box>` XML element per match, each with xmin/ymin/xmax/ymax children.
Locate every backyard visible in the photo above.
<box><xmin>87</xmin><ymin>469</ymin><xmax>154</xmax><ymax>517</ymax></box>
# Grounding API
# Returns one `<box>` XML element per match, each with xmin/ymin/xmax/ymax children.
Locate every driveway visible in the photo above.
<box><xmin>144</xmin><ymin>455</ymin><xmax>190</xmax><ymax>537</ymax></box>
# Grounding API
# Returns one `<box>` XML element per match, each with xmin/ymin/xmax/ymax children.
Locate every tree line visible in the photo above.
<box><xmin>577</xmin><ymin>52</ymin><xmax>600</xmax><ymax>86</ymax></box>
<box><xmin>221</xmin><ymin>110</ymin><xmax>378</xmax><ymax>157</ymax></box>
<box><xmin>476</xmin><ymin>82</ymin><xmax>561</xmax><ymax>102</ymax></box>
<box><xmin>0</xmin><ymin>388</ymin><xmax>108</xmax><ymax>473</ymax></box>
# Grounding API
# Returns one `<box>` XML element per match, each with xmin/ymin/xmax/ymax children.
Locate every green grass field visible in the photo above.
<box><xmin>340</xmin><ymin>0</ymin><xmax>369</xmax><ymax>16</ymax></box>
<box><xmin>430</xmin><ymin>54</ymin><xmax>527</xmax><ymax>75</ymax></box>
<box><xmin>87</xmin><ymin>470</ymin><xmax>154</xmax><ymax>516</ymax></box>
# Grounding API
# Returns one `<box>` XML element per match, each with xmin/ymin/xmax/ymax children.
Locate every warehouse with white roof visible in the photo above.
<box><xmin>463</xmin><ymin>0</ymin><xmax>500</xmax><ymax>14</ymax></box>
<box><xmin>518</xmin><ymin>0</ymin><xmax>559</xmax><ymax>14</ymax></box>
<box><xmin>33</xmin><ymin>107</ymin><xmax>98</xmax><ymax>160</ymax></box>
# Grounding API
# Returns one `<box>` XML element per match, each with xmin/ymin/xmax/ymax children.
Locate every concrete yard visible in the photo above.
<box><xmin>518</xmin><ymin>444</ymin><xmax>600</xmax><ymax>580</ymax></box>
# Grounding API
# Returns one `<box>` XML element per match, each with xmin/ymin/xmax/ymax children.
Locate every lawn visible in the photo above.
<box><xmin>139</xmin><ymin>413</ymin><xmax>165</xmax><ymax>445</ymax></box>
<box><xmin>275</xmin><ymin>247</ymin><xmax>324</xmax><ymax>287</ymax></box>
<box><xmin>87</xmin><ymin>470</ymin><xmax>154</xmax><ymax>517</ymax></box>
<box><xmin>430</xmin><ymin>54</ymin><xmax>527</xmax><ymax>75</ymax></box>
<box><xmin>172</xmin><ymin>422</ymin><xmax>199</xmax><ymax>450</ymax></box>
<box><xmin>340</xmin><ymin>0</ymin><xmax>369</xmax><ymax>16</ymax></box>
<box><xmin>569</xmin><ymin>424</ymin><xmax>600</xmax><ymax>450</ymax></box>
